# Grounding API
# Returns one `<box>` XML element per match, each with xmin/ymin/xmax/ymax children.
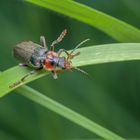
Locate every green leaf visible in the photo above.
<box><xmin>16</xmin><ymin>85</ymin><xmax>125</xmax><ymax>140</ymax></box>
<box><xmin>0</xmin><ymin>67</ymin><xmax>48</xmax><ymax>97</ymax></box>
<box><xmin>25</xmin><ymin>0</ymin><xmax>140</xmax><ymax>42</ymax></box>
<box><xmin>0</xmin><ymin>43</ymin><xmax>140</xmax><ymax>96</ymax></box>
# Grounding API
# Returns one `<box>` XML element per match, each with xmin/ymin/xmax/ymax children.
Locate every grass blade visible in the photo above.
<box><xmin>16</xmin><ymin>85</ymin><xmax>125</xmax><ymax>140</ymax></box>
<box><xmin>1</xmin><ymin>43</ymin><xmax>140</xmax><ymax>96</ymax></box>
<box><xmin>25</xmin><ymin>0</ymin><xmax>140</xmax><ymax>42</ymax></box>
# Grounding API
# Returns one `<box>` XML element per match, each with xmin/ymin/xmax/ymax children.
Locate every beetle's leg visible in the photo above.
<box><xmin>57</xmin><ymin>49</ymin><xmax>80</xmax><ymax>60</ymax></box>
<box><xmin>20</xmin><ymin>70</ymin><xmax>36</xmax><ymax>81</ymax></box>
<box><xmin>50</xmin><ymin>29</ymin><xmax>67</xmax><ymax>51</ymax></box>
<box><xmin>51</xmin><ymin>71</ymin><xmax>58</xmax><ymax>79</ymax></box>
<box><xmin>9</xmin><ymin>70</ymin><xmax>36</xmax><ymax>88</ymax></box>
<box><xmin>67</xmin><ymin>52</ymin><xmax>80</xmax><ymax>60</ymax></box>
<box><xmin>40</xmin><ymin>36</ymin><xmax>48</xmax><ymax>49</ymax></box>
<box><xmin>18</xmin><ymin>63</ymin><xmax>28</xmax><ymax>67</ymax></box>
<box><xmin>57</xmin><ymin>49</ymin><xmax>69</xmax><ymax>56</ymax></box>
<box><xmin>51</xmin><ymin>69</ymin><xmax>64</xmax><ymax>79</ymax></box>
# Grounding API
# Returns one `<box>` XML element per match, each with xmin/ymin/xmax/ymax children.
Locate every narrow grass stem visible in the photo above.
<box><xmin>16</xmin><ymin>85</ymin><xmax>125</xmax><ymax>140</ymax></box>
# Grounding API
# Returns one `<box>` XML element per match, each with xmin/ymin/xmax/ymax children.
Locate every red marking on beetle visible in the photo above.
<box><xmin>44</xmin><ymin>58</ymin><xmax>55</xmax><ymax>71</ymax></box>
<box><xmin>43</xmin><ymin>51</ymin><xmax>58</xmax><ymax>70</ymax></box>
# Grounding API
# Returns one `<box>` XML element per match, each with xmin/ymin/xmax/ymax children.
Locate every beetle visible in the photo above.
<box><xmin>9</xmin><ymin>29</ymin><xmax>89</xmax><ymax>88</ymax></box>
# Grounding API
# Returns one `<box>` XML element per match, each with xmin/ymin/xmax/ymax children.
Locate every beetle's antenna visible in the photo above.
<box><xmin>74</xmin><ymin>67</ymin><xmax>88</xmax><ymax>76</ymax></box>
<box><xmin>74</xmin><ymin>67</ymin><xmax>93</xmax><ymax>80</ymax></box>
<box><xmin>67</xmin><ymin>38</ymin><xmax>90</xmax><ymax>60</ymax></box>
<box><xmin>70</xmin><ymin>38</ymin><xmax>90</xmax><ymax>55</ymax></box>
<box><xmin>73</xmin><ymin>67</ymin><xmax>93</xmax><ymax>80</ymax></box>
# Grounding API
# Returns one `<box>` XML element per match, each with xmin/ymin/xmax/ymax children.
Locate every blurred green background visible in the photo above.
<box><xmin>0</xmin><ymin>0</ymin><xmax>140</xmax><ymax>139</ymax></box>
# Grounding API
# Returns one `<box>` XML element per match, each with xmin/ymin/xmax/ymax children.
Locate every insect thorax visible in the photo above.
<box><xmin>29</xmin><ymin>47</ymin><xmax>47</xmax><ymax>68</ymax></box>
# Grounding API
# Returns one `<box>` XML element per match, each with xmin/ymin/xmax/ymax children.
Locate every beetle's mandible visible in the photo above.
<box><xmin>9</xmin><ymin>29</ymin><xmax>89</xmax><ymax>88</ymax></box>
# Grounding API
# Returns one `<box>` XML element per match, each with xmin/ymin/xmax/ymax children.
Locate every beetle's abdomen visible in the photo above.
<box><xmin>14</xmin><ymin>41</ymin><xmax>38</xmax><ymax>63</ymax></box>
<box><xmin>13</xmin><ymin>41</ymin><xmax>47</xmax><ymax>68</ymax></box>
